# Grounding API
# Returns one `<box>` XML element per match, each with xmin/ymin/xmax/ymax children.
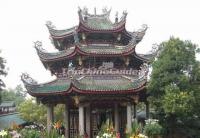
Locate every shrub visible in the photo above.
<box><xmin>144</xmin><ymin>119</ymin><xmax>163</xmax><ymax>137</ymax></box>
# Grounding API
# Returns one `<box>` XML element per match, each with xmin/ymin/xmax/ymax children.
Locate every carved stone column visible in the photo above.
<box><xmin>133</xmin><ymin>103</ymin><xmax>137</xmax><ymax>119</ymax></box>
<box><xmin>127</xmin><ymin>103</ymin><xmax>132</xmax><ymax>133</ymax></box>
<box><xmin>114</xmin><ymin>103</ymin><xmax>119</xmax><ymax>132</ymax></box>
<box><xmin>86</xmin><ymin>105</ymin><xmax>91</xmax><ymax>138</ymax></box>
<box><xmin>64</xmin><ymin>103</ymin><xmax>69</xmax><ymax>138</ymax></box>
<box><xmin>79</xmin><ymin>105</ymin><xmax>84</xmax><ymax>136</ymax></box>
<box><xmin>47</xmin><ymin>104</ymin><xmax>54</xmax><ymax>133</ymax></box>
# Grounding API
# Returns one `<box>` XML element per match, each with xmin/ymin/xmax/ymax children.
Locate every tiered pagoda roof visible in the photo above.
<box><xmin>22</xmin><ymin>8</ymin><xmax>157</xmax><ymax>100</ymax></box>
<box><xmin>35</xmin><ymin>27</ymin><xmax>148</xmax><ymax>60</ymax></box>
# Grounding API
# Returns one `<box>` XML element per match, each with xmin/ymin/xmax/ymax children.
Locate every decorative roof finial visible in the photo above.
<box><xmin>34</xmin><ymin>41</ymin><xmax>42</xmax><ymax>47</ymax></box>
<box><xmin>78</xmin><ymin>6</ymin><xmax>81</xmax><ymax>12</ymax></box>
<box><xmin>83</xmin><ymin>7</ymin><xmax>88</xmax><ymax>14</ymax></box>
<box><xmin>73</xmin><ymin>29</ymin><xmax>79</xmax><ymax>43</ymax></box>
<box><xmin>115</xmin><ymin>11</ymin><xmax>118</xmax><ymax>23</ymax></box>
<box><xmin>94</xmin><ymin>7</ymin><xmax>96</xmax><ymax>15</ymax></box>
<box><xmin>102</xmin><ymin>7</ymin><xmax>108</xmax><ymax>13</ymax></box>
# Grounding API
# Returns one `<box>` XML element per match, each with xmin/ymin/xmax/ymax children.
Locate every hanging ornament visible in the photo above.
<box><xmin>125</xmin><ymin>57</ymin><xmax>130</xmax><ymax>66</ymax></box>
<box><xmin>78</xmin><ymin>56</ymin><xmax>83</xmax><ymax>66</ymax></box>
<box><xmin>131</xmin><ymin>95</ymin><xmax>139</xmax><ymax>104</ymax></box>
<box><xmin>73</xmin><ymin>95</ymin><xmax>80</xmax><ymax>106</ymax></box>
<box><xmin>82</xmin><ymin>33</ymin><xmax>86</xmax><ymax>40</ymax></box>
<box><xmin>117</xmin><ymin>34</ymin><xmax>121</xmax><ymax>41</ymax></box>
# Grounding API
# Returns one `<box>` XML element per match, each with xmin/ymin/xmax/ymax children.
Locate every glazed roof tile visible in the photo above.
<box><xmin>46</xmin><ymin>21</ymin><xmax>77</xmax><ymax>37</ymax></box>
<box><xmin>34</xmin><ymin>31</ymin><xmax>145</xmax><ymax>61</ymax></box>
<box><xmin>21</xmin><ymin>73</ymin><xmax>147</xmax><ymax>95</ymax></box>
<box><xmin>47</xmin><ymin>8</ymin><xmax>127</xmax><ymax>37</ymax></box>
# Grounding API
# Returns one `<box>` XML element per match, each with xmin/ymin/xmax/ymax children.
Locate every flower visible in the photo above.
<box><xmin>11</xmin><ymin>122</ymin><xmax>20</xmax><ymax>130</ymax></box>
<box><xmin>138</xmin><ymin>133</ymin><xmax>148</xmax><ymax>138</ymax></box>
<box><xmin>0</xmin><ymin>130</ymin><xmax>8</xmax><ymax>137</ymax></box>
<box><xmin>53</xmin><ymin>120</ymin><xmax>62</xmax><ymax>129</ymax></box>
<box><xmin>103</xmin><ymin>133</ymin><xmax>112</xmax><ymax>138</ymax></box>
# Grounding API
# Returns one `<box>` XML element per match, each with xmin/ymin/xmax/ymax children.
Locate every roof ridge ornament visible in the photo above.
<box><xmin>34</xmin><ymin>41</ymin><xmax>47</xmax><ymax>53</ymax></box>
<box><xmin>120</xmin><ymin>10</ymin><xmax>128</xmax><ymax>21</ymax></box>
<box><xmin>150</xmin><ymin>44</ymin><xmax>159</xmax><ymax>56</ymax></box>
<box><xmin>82</xmin><ymin>7</ymin><xmax>88</xmax><ymax>14</ymax></box>
<box><xmin>102</xmin><ymin>7</ymin><xmax>108</xmax><ymax>13</ymax></box>
<box><xmin>21</xmin><ymin>73</ymin><xmax>38</xmax><ymax>85</ymax></box>
<box><xmin>46</xmin><ymin>21</ymin><xmax>56</xmax><ymax>30</ymax></box>
<box><xmin>139</xmin><ymin>24</ymin><xmax>148</xmax><ymax>32</ymax></box>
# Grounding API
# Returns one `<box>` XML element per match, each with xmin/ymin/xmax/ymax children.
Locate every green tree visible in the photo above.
<box><xmin>18</xmin><ymin>99</ymin><xmax>47</xmax><ymax>125</ymax></box>
<box><xmin>1</xmin><ymin>85</ymin><xmax>26</xmax><ymax>105</ymax></box>
<box><xmin>18</xmin><ymin>99</ymin><xmax>65</xmax><ymax>125</ymax></box>
<box><xmin>148</xmin><ymin>37</ymin><xmax>200</xmax><ymax>137</ymax></box>
<box><xmin>0</xmin><ymin>51</ymin><xmax>7</xmax><ymax>103</ymax></box>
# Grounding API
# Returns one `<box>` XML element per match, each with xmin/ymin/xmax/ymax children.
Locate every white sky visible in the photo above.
<box><xmin>0</xmin><ymin>0</ymin><xmax>200</xmax><ymax>89</ymax></box>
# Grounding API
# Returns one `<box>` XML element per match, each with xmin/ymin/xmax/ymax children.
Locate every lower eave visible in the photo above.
<box><xmin>27</xmin><ymin>83</ymin><xmax>146</xmax><ymax>97</ymax></box>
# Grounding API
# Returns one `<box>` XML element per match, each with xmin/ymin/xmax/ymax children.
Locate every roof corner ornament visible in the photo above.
<box><xmin>135</xmin><ymin>24</ymin><xmax>148</xmax><ymax>40</ymax></box>
<box><xmin>151</xmin><ymin>44</ymin><xmax>159</xmax><ymax>56</ymax></box>
<box><xmin>46</xmin><ymin>21</ymin><xmax>56</xmax><ymax>30</ymax></box>
<box><xmin>141</xmin><ymin>24</ymin><xmax>148</xmax><ymax>32</ymax></box>
<box><xmin>139</xmin><ymin>63</ymin><xmax>149</xmax><ymax>78</ymax></box>
<box><xmin>21</xmin><ymin>73</ymin><xmax>38</xmax><ymax>85</ymax></box>
<box><xmin>34</xmin><ymin>41</ymin><xmax>46</xmax><ymax>53</ymax></box>
<box><xmin>78</xmin><ymin>6</ymin><xmax>81</xmax><ymax>12</ymax></box>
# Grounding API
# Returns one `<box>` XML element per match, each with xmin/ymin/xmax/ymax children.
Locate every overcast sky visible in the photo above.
<box><xmin>0</xmin><ymin>0</ymin><xmax>200</xmax><ymax>89</ymax></box>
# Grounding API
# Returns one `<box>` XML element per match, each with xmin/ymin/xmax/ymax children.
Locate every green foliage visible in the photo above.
<box><xmin>18</xmin><ymin>99</ymin><xmax>47</xmax><ymax>125</ymax></box>
<box><xmin>54</xmin><ymin>104</ymin><xmax>65</xmax><ymax>122</ymax></box>
<box><xmin>162</xmin><ymin>85</ymin><xmax>194</xmax><ymax>117</ymax></box>
<box><xmin>149</xmin><ymin>37</ymin><xmax>197</xmax><ymax>97</ymax></box>
<box><xmin>41</xmin><ymin>129</ymin><xmax>64</xmax><ymax>138</ymax></box>
<box><xmin>20</xmin><ymin>129</ymin><xmax>40</xmax><ymax>138</ymax></box>
<box><xmin>144</xmin><ymin>119</ymin><xmax>163</xmax><ymax>137</ymax></box>
<box><xmin>1</xmin><ymin>85</ymin><xmax>26</xmax><ymax>105</ymax></box>
<box><xmin>18</xmin><ymin>100</ymin><xmax>65</xmax><ymax>126</ymax></box>
<box><xmin>148</xmin><ymin>37</ymin><xmax>200</xmax><ymax>137</ymax></box>
<box><xmin>96</xmin><ymin>119</ymin><xmax>116</xmax><ymax>138</ymax></box>
<box><xmin>126</xmin><ymin>120</ymin><xmax>142</xmax><ymax>138</ymax></box>
<box><xmin>0</xmin><ymin>51</ymin><xmax>7</xmax><ymax>103</ymax></box>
